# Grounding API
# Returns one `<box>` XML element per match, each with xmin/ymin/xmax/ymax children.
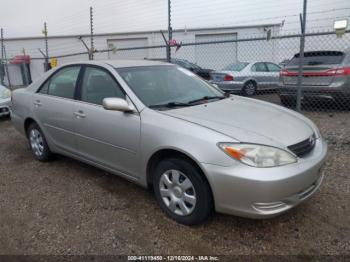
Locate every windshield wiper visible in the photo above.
<box><xmin>149</xmin><ymin>95</ymin><xmax>227</xmax><ymax>109</ymax></box>
<box><xmin>149</xmin><ymin>101</ymin><xmax>193</xmax><ymax>109</ymax></box>
<box><xmin>188</xmin><ymin>95</ymin><xmax>226</xmax><ymax>104</ymax></box>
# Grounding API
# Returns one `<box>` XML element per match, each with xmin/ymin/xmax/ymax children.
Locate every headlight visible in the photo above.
<box><xmin>1</xmin><ymin>89</ymin><xmax>11</xmax><ymax>99</ymax></box>
<box><xmin>218</xmin><ymin>143</ymin><xmax>297</xmax><ymax>168</ymax></box>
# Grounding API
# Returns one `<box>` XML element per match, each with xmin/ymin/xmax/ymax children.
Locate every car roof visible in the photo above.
<box><xmin>62</xmin><ymin>60</ymin><xmax>173</xmax><ymax>69</ymax></box>
<box><xmin>103</xmin><ymin>59</ymin><xmax>172</xmax><ymax>68</ymax></box>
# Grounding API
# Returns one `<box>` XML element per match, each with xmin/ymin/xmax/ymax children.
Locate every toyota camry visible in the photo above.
<box><xmin>11</xmin><ymin>60</ymin><xmax>327</xmax><ymax>225</ymax></box>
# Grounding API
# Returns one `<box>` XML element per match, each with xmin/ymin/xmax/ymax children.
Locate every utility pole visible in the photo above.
<box><xmin>1</xmin><ymin>28</ymin><xmax>4</xmax><ymax>86</ymax></box>
<box><xmin>167</xmin><ymin>0</ymin><xmax>172</xmax><ymax>62</ymax></box>
<box><xmin>90</xmin><ymin>6</ymin><xmax>94</xmax><ymax>60</ymax></box>
<box><xmin>43</xmin><ymin>22</ymin><xmax>50</xmax><ymax>71</ymax></box>
<box><xmin>296</xmin><ymin>0</ymin><xmax>307</xmax><ymax>112</ymax></box>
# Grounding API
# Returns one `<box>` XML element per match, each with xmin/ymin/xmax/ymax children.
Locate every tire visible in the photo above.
<box><xmin>153</xmin><ymin>157</ymin><xmax>213</xmax><ymax>225</ymax></box>
<box><xmin>27</xmin><ymin>122</ymin><xmax>53</xmax><ymax>161</ymax></box>
<box><xmin>242</xmin><ymin>81</ymin><xmax>257</xmax><ymax>96</ymax></box>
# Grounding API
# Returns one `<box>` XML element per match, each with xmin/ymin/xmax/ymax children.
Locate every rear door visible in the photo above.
<box><xmin>251</xmin><ymin>62</ymin><xmax>270</xmax><ymax>89</ymax></box>
<box><xmin>265</xmin><ymin>62</ymin><xmax>281</xmax><ymax>88</ymax></box>
<box><xmin>33</xmin><ymin>66</ymin><xmax>81</xmax><ymax>154</ymax></box>
<box><xmin>282</xmin><ymin>51</ymin><xmax>345</xmax><ymax>86</ymax></box>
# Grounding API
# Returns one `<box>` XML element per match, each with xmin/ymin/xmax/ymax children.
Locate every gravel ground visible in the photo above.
<box><xmin>0</xmin><ymin>95</ymin><xmax>349</xmax><ymax>256</ymax></box>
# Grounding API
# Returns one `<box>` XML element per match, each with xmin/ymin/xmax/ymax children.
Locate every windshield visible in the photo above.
<box><xmin>116</xmin><ymin>66</ymin><xmax>224</xmax><ymax>108</ymax></box>
<box><xmin>223</xmin><ymin>62</ymin><xmax>249</xmax><ymax>71</ymax></box>
<box><xmin>288</xmin><ymin>51</ymin><xmax>345</xmax><ymax>66</ymax></box>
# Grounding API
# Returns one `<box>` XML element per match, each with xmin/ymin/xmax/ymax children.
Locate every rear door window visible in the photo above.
<box><xmin>45</xmin><ymin>66</ymin><xmax>81</xmax><ymax>99</ymax></box>
<box><xmin>289</xmin><ymin>51</ymin><xmax>345</xmax><ymax>66</ymax></box>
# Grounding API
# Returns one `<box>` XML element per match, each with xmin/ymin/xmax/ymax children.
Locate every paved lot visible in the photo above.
<box><xmin>0</xmin><ymin>96</ymin><xmax>349</xmax><ymax>256</ymax></box>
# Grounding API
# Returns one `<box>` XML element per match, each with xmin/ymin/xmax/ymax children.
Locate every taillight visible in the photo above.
<box><xmin>223</xmin><ymin>75</ymin><xmax>234</xmax><ymax>81</ymax></box>
<box><xmin>280</xmin><ymin>69</ymin><xmax>291</xmax><ymax>77</ymax></box>
<box><xmin>280</xmin><ymin>67</ymin><xmax>350</xmax><ymax>77</ymax></box>
<box><xmin>328</xmin><ymin>67</ymin><xmax>350</xmax><ymax>76</ymax></box>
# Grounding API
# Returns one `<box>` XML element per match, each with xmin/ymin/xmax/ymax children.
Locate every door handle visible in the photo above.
<box><xmin>33</xmin><ymin>100</ymin><xmax>42</xmax><ymax>107</ymax></box>
<box><xmin>74</xmin><ymin>110</ymin><xmax>86</xmax><ymax>118</ymax></box>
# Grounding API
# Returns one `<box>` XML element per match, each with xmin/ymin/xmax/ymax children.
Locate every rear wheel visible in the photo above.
<box><xmin>153</xmin><ymin>158</ymin><xmax>213</xmax><ymax>225</ymax></box>
<box><xmin>242</xmin><ymin>81</ymin><xmax>257</xmax><ymax>96</ymax></box>
<box><xmin>27</xmin><ymin>123</ymin><xmax>53</xmax><ymax>161</ymax></box>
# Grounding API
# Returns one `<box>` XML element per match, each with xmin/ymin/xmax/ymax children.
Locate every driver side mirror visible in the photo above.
<box><xmin>102</xmin><ymin>97</ymin><xmax>135</xmax><ymax>112</ymax></box>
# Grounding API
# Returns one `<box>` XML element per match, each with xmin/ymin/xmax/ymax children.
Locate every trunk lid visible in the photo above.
<box><xmin>282</xmin><ymin>51</ymin><xmax>345</xmax><ymax>86</ymax></box>
<box><xmin>210</xmin><ymin>71</ymin><xmax>234</xmax><ymax>82</ymax></box>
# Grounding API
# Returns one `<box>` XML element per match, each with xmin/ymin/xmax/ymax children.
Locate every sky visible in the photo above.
<box><xmin>0</xmin><ymin>0</ymin><xmax>349</xmax><ymax>38</ymax></box>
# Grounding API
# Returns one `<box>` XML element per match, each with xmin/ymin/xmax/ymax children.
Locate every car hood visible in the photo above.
<box><xmin>161</xmin><ymin>97</ymin><xmax>314</xmax><ymax>148</ymax></box>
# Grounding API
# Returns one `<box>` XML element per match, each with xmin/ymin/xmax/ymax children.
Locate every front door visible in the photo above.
<box><xmin>73</xmin><ymin>66</ymin><xmax>141</xmax><ymax>178</ymax></box>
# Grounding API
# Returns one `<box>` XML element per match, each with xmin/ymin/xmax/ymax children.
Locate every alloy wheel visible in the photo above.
<box><xmin>29</xmin><ymin>129</ymin><xmax>44</xmax><ymax>157</ymax></box>
<box><xmin>244</xmin><ymin>82</ymin><xmax>256</xmax><ymax>96</ymax></box>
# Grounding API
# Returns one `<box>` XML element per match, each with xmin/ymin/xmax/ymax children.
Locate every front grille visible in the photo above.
<box><xmin>288</xmin><ymin>134</ymin><xmax>316</xmax><ymax>157</ymax></box>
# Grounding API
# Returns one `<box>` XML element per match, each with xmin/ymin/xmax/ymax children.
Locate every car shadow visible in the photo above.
<box><xmin>53</xmin><ymin>154</ymin><xmax>310</xmax><ymax>231</ymax></box>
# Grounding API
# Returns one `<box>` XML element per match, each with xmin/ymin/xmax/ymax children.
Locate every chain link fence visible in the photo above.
<box><xmin>1</xmin><ymin>26</ymin><xmax>350</xmax><ymax>177</ymax></box>
<box><xmin>1</xmin><ymin>30</ymin><xmax>350</xmax><ymax>114</ymax></box>
<box><xmin>2</xmin><ymin>27</ymin><xmax>348</xmax><ymax>157</ymax></box>
<box><xmin>99</xmin><ymin>30</ymin><xmax>350</xmax><ymax>113</ymax></box>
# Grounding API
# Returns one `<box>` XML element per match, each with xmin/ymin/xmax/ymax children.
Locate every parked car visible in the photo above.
<box><xmin>145</xmin><ymin>58</ymin><xmax>213</xmax><ymax>80</ymax></box>
<box><xmin>279</xmin><ymin>59</ymin><xmax>290</xmax><ymax>67</ymax></box>
<box><xmin>11</xmin><ymin>60</ymin><xmax>327</xmax><ymax>225</ymax></box>
<box><xmin>279</xmin><ymin>50</ymin><xmax>350</xmax><ymax>106</ymax></box>
<box><xmin>210</xmin><ymin>62</ymin><xmax>281</xmax><ymax>96</ymax></box>
<box><xmin>171</xmin><ymin>59</ymin><xmax>213</xmax><ymax>80</ymax></box>
<box><xmin>0</xmin><ymin>84</ymin><xmax>11</xmax><ymax>117</ymax></box>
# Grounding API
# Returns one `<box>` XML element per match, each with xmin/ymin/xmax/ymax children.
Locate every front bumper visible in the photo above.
<box><xmin>201</xmin><ymin>138</ymin><xmax>327</xmax><ymax>218</ymax></box>
<box><xmin>0</xmin><ymin>98</ymin><xmax>11</xmax><ymax>117</ymax></box>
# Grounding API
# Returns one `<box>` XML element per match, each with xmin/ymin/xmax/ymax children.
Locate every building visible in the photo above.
<box><xmin>3</xmin><ymin>23</ymin><xmax>281</xmax><ymax>83</ymax></box>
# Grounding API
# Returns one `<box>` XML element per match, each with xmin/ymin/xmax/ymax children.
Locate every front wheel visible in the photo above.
<box><xmin>27</xmin><ymin>123</ymin><xmax>53</xmax><ymax>161</ymax></box>
<box><xmin>153</xmin><ymin>158</ymin><xmax>213</xmax><ymax>225</ymax></box>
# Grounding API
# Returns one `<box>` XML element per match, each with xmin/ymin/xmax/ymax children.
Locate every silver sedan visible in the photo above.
<box><xmin>11</xmin><ymin>60</ymin><xmax>327</xmax><ymax>225</ymax></box>
<box><xmin>210</xmin><ymin>62</ymin><xmax>281</xmax><ymax>96</ymax></box>
<box><xmin>0</xmin><ymin>84</ymin><xmax>11</xmax><ymax>117</ymax></box>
